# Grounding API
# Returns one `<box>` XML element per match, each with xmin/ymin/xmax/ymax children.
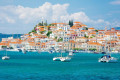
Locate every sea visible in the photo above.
<box><xmin>0</xmin><ymin>51</ymin><xmax>120</xmax><ymax>80</ymax></box>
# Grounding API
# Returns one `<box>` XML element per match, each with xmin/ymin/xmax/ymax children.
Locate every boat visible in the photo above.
<box><xmin>2</xmin><ymin>56</ymin><xmax>10</xmax><ymax>60</ymax></box>
<box><xmin>60</xmin><ymin>50</ymin><xmax>71</xmax><ymax>62</ymax></box>
<box><xmin>2</xmin><ymin>49</ymin><xmax>10</xmax><ymax>60</ymax></box>
<box><xmin>101</xmin><ymin>51</ymin><xmax>106</xmax><ymax>54</ymax></box>
<box><xmin>98</xmin><ymin>55</ymin><xmax>117</xmax><ymax>63</ymax></box>
<box><xmin>60</xmin><ymin>57</ymin><xmax>71</xmax><ymax>62</ymax></box>
<box><xmin>69</xmin><ymin>50</ymin><xmax>74</xmax><ymax>56</ymax></box>
<box><xmin>53</xmin><ymin>49</ymin><xmax>62</xmax><ymax>61</ymax></box>
<box><xmin>53</xmin><ymin>57</ymin><xmax>61</xmax><ymax>61</ymax></box>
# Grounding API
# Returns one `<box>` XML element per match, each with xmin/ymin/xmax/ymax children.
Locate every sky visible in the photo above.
<box><xmin>0</xmin><ymin>0</ymin><xmax>120</xmax><ymax>34</ymax></box>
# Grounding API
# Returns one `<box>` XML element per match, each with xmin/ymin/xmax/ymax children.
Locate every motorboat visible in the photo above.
<box><xmin>98</xmin><ymin>55</ymin><xmax>118</xmax><ymax>63</ymax></box>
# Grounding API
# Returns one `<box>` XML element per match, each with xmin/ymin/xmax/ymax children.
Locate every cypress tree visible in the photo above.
<box><xmin>69</xmin><ymin>20</ymin><xmax>73</xmax><ymax>27</ymax></box>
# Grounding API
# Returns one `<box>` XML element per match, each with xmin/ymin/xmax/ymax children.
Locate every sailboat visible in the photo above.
<box><xmin>53</xmin><ymin>49</ymin><xmax>62</xmax><ymax>61</ymax></box>
<box><xmin>98</xmin><ymin>27</ymin><xmax>118</xmax><ymax>63</ymax></box>
<box><xmin>60</xmin><ymin>50</ymin><xmax>71</xmax><ymax>62</ymax></box>
<box><xmin>60</xmin><ymin>56</ymin><xmax>71</xmax><ymax>62</ymax></box>
<box><xmin>2</xmin><ymin>55</ymin><xmax>10</xmax><ymax>60</ymax></box>
<box><xmin>2</xmin><ymin>48</ymin><xmax>10</xmax><ymax>60</ymax></box>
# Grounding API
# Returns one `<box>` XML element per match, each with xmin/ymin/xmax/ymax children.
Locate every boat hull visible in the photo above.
<box><xmin>2</xmin><ymin>56</ymin><xmax>10</xmax><ymax>60</ymax></box>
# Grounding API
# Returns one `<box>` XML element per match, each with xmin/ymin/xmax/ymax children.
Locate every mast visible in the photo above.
<box><xmin>104</xmin><ymin>27</ymin><xmax>107</xmax><ymax>52</ymax></box>
<box><xmin>109</xmin><ymin>27</ymin><xmax>112</xmax><ymax>55</ymax></box>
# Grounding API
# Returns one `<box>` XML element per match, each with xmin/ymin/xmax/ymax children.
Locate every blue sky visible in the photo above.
<box><xmin>0</xmin><ymin>0</ymin><xmax>120</xmax><ymax>34</ymax></box>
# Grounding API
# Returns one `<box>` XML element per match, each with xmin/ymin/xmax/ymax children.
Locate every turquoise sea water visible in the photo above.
<box><xmin>0</xmin><ymin>51</ymin><xmax>120</xmax><ymax>80</ymax></box>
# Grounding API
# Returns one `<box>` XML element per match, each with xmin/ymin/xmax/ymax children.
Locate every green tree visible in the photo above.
<box><xmin>57</xmin><ymin>38</ymin><xmax>63</xmax><ymax>42</ymax></box>
<box><xmin>95</xmin><ymin>30</ymin><xmax>98</xmax><ymax>32</ymax></box>
<box><xmin>74</xmin><ymin>48</ymin><xmax>83</xmax><ymax>50</ymax></box>
<box><xmin>84</xmin><ymin>34</ymin><xmax>89</xmax><ymax>38</ymax></box>
<box><xmin>32</xmin><ymin>30</ymin><xmax>36</xmax><ymax>33</ymax></box>
<box><xmin>40</xmin><ymin>31</ymin><xmax>45</xmax><ymax>34</ymax></box>
<box><xmin>69</xmin><ymin>20</ymin><xmax>73</xmax><ymax>27</ymax></box>
<box><xmin>55</xmin><ymin>36</ymin><xmax>57</xmax><ymax>39</ymax></box>
<box><xmin>46</xmin><ymin>31</ymin><xmax>52</xmax><ymax>37</ymax></box>
<box><xmin>2</xmin><ymin>46</ymin><xmax>7</xmax><ymax>49</ymax></box>
<box><xmin>38</xmin><ymin>23</ymin><xmax>43</xmax><ymax>26</ymax></box>
<box><xmin>89</xmin><ymin>48</ymin><xmax>97</xmax><ymax>51</ymax></box>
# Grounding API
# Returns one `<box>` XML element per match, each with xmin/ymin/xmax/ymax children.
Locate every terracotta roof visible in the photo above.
<box><xmin>88</xmin><ymin>42</ymin><xmax>102</xmax><ymax>46</ymax></box>
<box><xmin>74</xmin><ymin>22</ymin><xmax>81</xmax><ymax>23</ymax></box>
<box><xmin>88</xmin><ymin>27</ymin><xmax>95</xmax><ymax>29</ymax></box>
<box><xmin>69</xmin><ymin>40</ymin><xmax>75</xmax><ymax>43</ymax></box>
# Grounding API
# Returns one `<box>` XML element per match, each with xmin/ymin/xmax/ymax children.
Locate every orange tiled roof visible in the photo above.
<box><xmin>88</xmin><ymin>42</ymin><xmax>102</xmax><ymax>46</ymax></box>
<box><xmin>88</xmin><ymin>27</ymin><xmax>95</xmax><ymax>29</ymax></box>
<box><xmin>69</xmin><ymin>40</ymin><xmax>75</xmax><ymax>43</ymax></box>
<box><xmin>74</xmin><ymin>22</ymin><xmax>81</xmax><ymax>23</ymax></box>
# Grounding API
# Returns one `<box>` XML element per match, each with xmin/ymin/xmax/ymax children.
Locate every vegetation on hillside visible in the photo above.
<box><xmin>46</xmin><ymin>31</ymin><xmax>52</xmax><ymax>37</ymax></box>
<box><xmin>57</xmin><ymin>38</ymin><xmax>63</xmax><ymax>42</ymax></box>
<box><xmin>69</xmin><ymin>20</ymin><xmax>73</xmax><ymax>27</ymax></box>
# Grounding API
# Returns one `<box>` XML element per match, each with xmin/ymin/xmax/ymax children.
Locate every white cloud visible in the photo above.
<box><xmin>0</xmin><ymin>2</ymin><xmax>113</xmax><ymax>33</ymax></box>
<box><xmin>0</xmin><ymin>2</ymin><xmax>108</xmax><ymax>24</ymax></box>
<box><xmin>110</xmin><ymin>0</ymin><xmax>120</xmax><ymax>5</ymax></box>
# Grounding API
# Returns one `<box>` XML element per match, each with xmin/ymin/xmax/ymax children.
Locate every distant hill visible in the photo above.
<box><xmin>114</xmin><ymin>27</ymin><xmax>120</xmax><ymax>30</ymax></box>
<box><xmin>0</xmin><ymin>33</ymin><xmax>23</xmax><ymax>42</ymax></box>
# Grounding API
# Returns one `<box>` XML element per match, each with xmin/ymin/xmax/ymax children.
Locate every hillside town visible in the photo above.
<box><xmin>0</xmin><ymin>21</ymin><xmax>120</xmax><ymax>53</ymax></box>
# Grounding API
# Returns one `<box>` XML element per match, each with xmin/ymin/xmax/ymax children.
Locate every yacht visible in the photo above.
<box><xmin>98</xmin><ymin>55</ymin><xmax>118</xmax><ymax>63</ymax></box>
<box><xmin>60</xmin><ymin>57</ymin><xmax>71</xmax><ymax>62</ymax></box>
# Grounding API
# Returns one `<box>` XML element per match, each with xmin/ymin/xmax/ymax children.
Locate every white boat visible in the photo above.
<box><xmin>53</xmin><ymin>57</ymin><xmax>62</xmax><ymax>61</ymax></box>
<box><xmin>98</xmin><ymin>55</ymin><xmax>117</xmax><ymax>63</ymax></box>
<box><xmin>60</xmin><ymin>57</ymin><xmax>71</xmax><ymax>62</ymax></box>
<box><xmin>2</xmin><ymin>49</ymin><xmax>10</xmax><ymax>60</ymax></box>
<box><xmin>2</xmin><ymin>56</ymin><xmax>10</xmax><ymax>60</ymax></box>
